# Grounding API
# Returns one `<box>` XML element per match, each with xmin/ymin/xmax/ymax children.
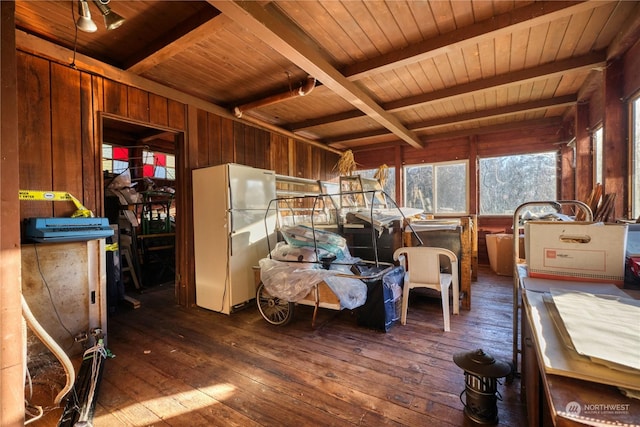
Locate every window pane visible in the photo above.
<box><xmin>102</xmin><ymin>144</ymin><xmax>112</xmax><ymax>159</ymax></box>
<box><xmin>113</xmin><ymin>160</ymin><xmax>128</xmax><ymax>174</ymax></box>
<box><xmin>479</xmin><ymin>152</ymin><xmax>557</xmax><ymax>215</ymax></box>
<box><xmin>357</xmin><ymin>167</ymin><xmax>396</xmax><ymax>202</ymax></box>
<box><xmin>404</xmin><ymin>165</ymin><xmax>434</xmax><ymax>212</ymax></box>
<box><xmin>155</xmin><ymin>153</ymin><xmax>166</xmax><ymax>167</ymax></box>
<box><xmin>143</xmin><ymin>151</ymin><xmax>155</xmax><ymax>165</ymax></box>
<box><xmin>113</xmin><ymin>147</ymin><xmax>129</xmax><ymax>161</ymax></box>
<box><xmin>435</xmin><ymin>163</ymin><xmax>467</xmax><ymax>213</ymax></box>
<box><xmin>143</xmin><ymin>164</ymin><xmax>154</xmax><ymax>177</ymax></box>
<box><xmin>154</xmin><ymin>166</ymin><xmax>167</xmax><ymax>179</ymax></box>
<box><xmin>594</xmin><ymin>127</ymin><xmax>603</xmax><ymax>185</ymax></box>
<box><xmin>167</xmin><ymin>168</ymin><xmax>176</xmax><ymax>180</ymax></box>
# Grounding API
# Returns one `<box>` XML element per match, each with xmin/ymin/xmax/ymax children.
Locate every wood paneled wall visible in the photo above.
<box><xmin>575</xmin><ymin>103</ymin><xmax>593</xmax><ymax>202</ymax></box>
<box><xmin>192</xmin><ymin>109</ymin><xmax>340</xmax><ymax>177</ymax></box>
<box><xmin>604</xmin><ymin>58</ymin><xmax>628</xmax><ymax>218</ymax></box>
<box><xmin>1</xmin><ymin>3</ymin><xmax>24</xmax><ymax>426</ymax></box>
<box><xmin>623</xmin><ymin>39</ymin><xmax>640</xmax><ymax>98</ymax></box>
<box><xmin>15</xmin><ymin>51</ymin><xmax>340</xmax><ymax>309</ymax></box>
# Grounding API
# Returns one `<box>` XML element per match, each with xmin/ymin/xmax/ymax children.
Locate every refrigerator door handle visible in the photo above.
<box><xmin>228</xmin><ymin>211</ymin><xmax>234</xmax><ymax>257</ymax></box>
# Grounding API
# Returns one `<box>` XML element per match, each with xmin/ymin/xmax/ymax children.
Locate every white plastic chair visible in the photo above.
<box><xmin>393</xmin><ymin>246</ymin><xmax>460</xmax><ymax>331</ymax></box>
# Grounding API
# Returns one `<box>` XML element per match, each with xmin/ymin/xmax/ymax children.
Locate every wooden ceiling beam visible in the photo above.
<box><xmin>607</xmin><ymin>2</ymin><xmax>640</xmax><ymax>60</ymax></box>
<box><xmin>577</xmin><ymin>69</ymin><xmax>603</xmax><ymax>102</ymax></box>
<box><xmin>289</xmin><ymin>52</ymin><xmax>603</xmax><ymax>132</ymax></box>
<box><xmin>286</xmin><ymin>109</ymin><xmax>364</xmax><ymax>132</ymax></box>
<box><xmin>385</xmin><ymin>52</ymin><xmax>604</xmax><ymax>113</ymax></box>
<box><xmin>327</xmin><ymin>96</ymin><xmax>576</xmax><ymax>144</ymax></box>
<box><xmin>342</xmin><ymin>1</ymin><xmax>602</xmax><ymax>80</ymax></box>
<box><xmin>209</xmin><ymin>0</ymin><xmax>424</xmax><ymax>149</ymax></box>
<box><xmin>126</xmin><ymin>11</ymin><xmax>230</xmax><ymax>74</ymax></box>
<box><xmin>409</xmin><ymin>95</ymin><xmax>577</xmax><ymax>131</ymax></box>
<box><xmin>348</xmin><ymin>118</ymin><xmax>565</xmax><ymax>153</ymax></box>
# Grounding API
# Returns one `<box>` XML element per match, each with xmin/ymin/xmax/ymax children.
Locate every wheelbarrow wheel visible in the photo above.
<box><xmin>256</xmin><ymin>282</ymin><xmax>294</xmax><ymax>326</ymax></box>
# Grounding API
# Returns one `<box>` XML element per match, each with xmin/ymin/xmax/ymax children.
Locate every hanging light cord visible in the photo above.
<box><xmin>69</xmin><ymin>0</ymin><xmax>78</xmax><ymax>69</ymax></box>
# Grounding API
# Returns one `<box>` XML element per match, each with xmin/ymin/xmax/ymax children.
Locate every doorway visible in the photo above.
<box><xmin>100</xmin><ymin>114</ymin><xmax>183</xmax><ymax>311</ymax></box>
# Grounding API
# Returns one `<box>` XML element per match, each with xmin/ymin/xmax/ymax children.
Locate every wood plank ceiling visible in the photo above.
<box><xmin>14</xmin><ymin>1</ymin><xmax>640</xmax><ymax>151</ymax></box>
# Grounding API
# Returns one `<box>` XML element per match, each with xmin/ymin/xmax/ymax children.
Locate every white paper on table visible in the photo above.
<box><xmin>550</xmin><ymin>288</ymin><xmax>640</xmax><ymax>372</ymax></box>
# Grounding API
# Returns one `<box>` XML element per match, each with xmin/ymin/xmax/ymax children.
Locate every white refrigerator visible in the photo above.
<box><xmin>192</xmin><ymin>163</ymin><xmax>276</xmax><ymax>314</ymax></box>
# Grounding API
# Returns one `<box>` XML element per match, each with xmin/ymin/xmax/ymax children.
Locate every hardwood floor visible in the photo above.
<box><xmin>31</xmin><ymin>266</ymin><xmax>527</xmax><ymax>426</ymax></box>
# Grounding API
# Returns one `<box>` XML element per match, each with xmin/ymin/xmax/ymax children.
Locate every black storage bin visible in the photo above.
<box><xmin>105</xmin><ymin>225</ymin><xmax>124</xmax><ymax>314</ymax></box>
<box><xmin>356</xmin><ymin>265</ymin><xmax>404</xmax><ymax>332</ymax></box>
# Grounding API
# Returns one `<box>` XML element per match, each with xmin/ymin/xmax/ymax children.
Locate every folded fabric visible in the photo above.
<box><xmin>280</xmin><ymin>225</ymin><xmax>347</xmax><ymax>258</ymax></box>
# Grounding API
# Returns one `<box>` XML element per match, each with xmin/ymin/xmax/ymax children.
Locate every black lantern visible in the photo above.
<box><xmin>453</xmin><ymin>348</ymin><xmax>512</xmax><ymax>425</ymax></box>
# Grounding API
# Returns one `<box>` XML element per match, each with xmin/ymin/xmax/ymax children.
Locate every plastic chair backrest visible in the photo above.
<box><xmin>393</xmin><ymin>246</ymin><xmax>456</xmax><ymax>285</ymax></box>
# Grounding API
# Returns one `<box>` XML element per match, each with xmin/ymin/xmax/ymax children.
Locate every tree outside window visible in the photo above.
<box><xmin>404</xmin><ymin>161</ymin><xmax>467</xmax><ymax>214</ymax></box>
<box><xmin>479</xmin><ymin>152</ymin><xmax>557</xmax><ymax>215</ymax></box>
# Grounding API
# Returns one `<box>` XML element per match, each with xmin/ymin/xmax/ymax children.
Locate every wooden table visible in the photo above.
<box><xmin>521</xmin><ymin>281</ymin><xmax>640</xmax><ymax>426</ymax></box>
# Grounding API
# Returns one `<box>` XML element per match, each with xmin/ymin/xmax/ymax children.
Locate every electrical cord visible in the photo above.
<box><xmin>69</xmin><ymin>0</ymin><xmax>78</xmax><ymax>69</ymax></box>
<box><xmin>24</xmin><ymin>399</ymin><xmax>44</xmax><ymax>425</ymax></box>
<box><xmin>60</xmin><ymin>332</ymin><xmax>112</xmax><ymax>426</ymax></box>
<box><xmin>23</xmin><ymin>367</ymin><xmax>44</xmax><ymax>425</ymax></box>
<box><xmin>76</xmin><ymin>338</ymin><xmax>108</xmax><ymax>423</ymax></box>
<box><xmin>21</xmin><ymin>294</ymin><xmax>75</xmax><ymax>405</ymax></box>
<box><xmin>33</xmin><ymin>244</ymin><xmax>76</xmax><ymax>347</ymax></box>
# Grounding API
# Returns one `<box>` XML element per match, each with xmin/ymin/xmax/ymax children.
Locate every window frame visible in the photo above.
<box><xmin>102</xmin><ymin>143</ymin><xmax>176</xmax><ymax>182</ymax></box>
<box><xmin>478</xmin><ymin>151</ymin><xmax>559</xmax><ymax>216</ymax></box>
<box><xmin>593</xmin><ymin>125</ymin><xmax>604</xmax><ymax>186</ymax></box>
<box><xmin>402</xmin><ymin>159</ymin><xmax>469</xmax><ymax>215</ymax></box>
<box><xmin>102</xmin><ymin>143</ymin><xmax>130</xmax><ymax>176</ymax></box>
<box><xmin>142</xmin><ymin>149</ymin><xmax>176</xmax><ymax>181</ymax></box>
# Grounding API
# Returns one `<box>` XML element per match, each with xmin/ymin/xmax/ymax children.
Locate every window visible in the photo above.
<box><xmin>632</xmin><ymin>96</ymin><xmax>640</xmax><ymax>219</ymax></box>
<box><xmin>143</xmin><ymin>150</ymin><xmax>176</xmax><ymax>180</ymax></box>
<box><xmin>357</xmin><ymin>167</ymin><xmax>396</xmax><ymax>202</ymax></box>
<box><xmin>404</xmin><ymin>161</ymin><xmax>468</xmax><ymax>214</ymax></box>
<box><xmin>593</xmin><ymin>126</ymin><xmax>603</xmax><ymax>185</ymax></box>
<box><xmin>479</xmin><ymin>152</ymin><xmax>557</xmax><ymax>215</ymax></box>
<box><xmin>102</xmin><ymin>143</ymin><xmax>129</xmax><ymax>175</ymax></box>
<box><xmin>102</xmin><ymin>143</ymin><xmax>176</xmax><ymax>181</ymax></box>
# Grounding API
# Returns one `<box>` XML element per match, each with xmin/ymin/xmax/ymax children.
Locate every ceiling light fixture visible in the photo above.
<box><xmin>92</xmin><ymin>0</ymin><xmax>125</xmax><ymax>31</ymax></box>
<box><xmin>76</xmin><ymin>0</ymin><xmax>97</xmax><ymax>33</ymax></box>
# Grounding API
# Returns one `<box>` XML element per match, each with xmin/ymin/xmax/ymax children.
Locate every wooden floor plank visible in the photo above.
<box><xmin>29</xmin><ymin>266</ymin><xmax>526</xmax><ymax>426</ymax></box>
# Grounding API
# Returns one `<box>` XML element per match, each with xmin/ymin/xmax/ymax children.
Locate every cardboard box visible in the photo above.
<box><xmin>486</xmin><ymin>233</ymin><xmax>525</xmax><ymax>276</ymax></box>
<box><xmin>525</xmin><ymin>222</ymin><xmax>628</xmax><ymax>285</ymax></box>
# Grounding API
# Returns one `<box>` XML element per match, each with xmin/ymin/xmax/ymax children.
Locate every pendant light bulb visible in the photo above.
<box><xmin>76</xmin><ymin>0</ymin><xmax>98</xmax><ymax>33</ymax></box>
<box><xmin>92</xmin><ymin>0</ymin><xmax>125</xmax><ymax>31</ymax></box>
